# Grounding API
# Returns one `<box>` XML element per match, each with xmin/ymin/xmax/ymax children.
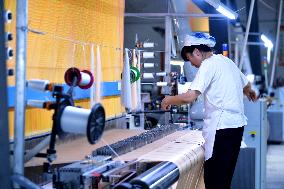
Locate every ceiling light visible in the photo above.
<box><xmin>261</xmin><ymin>34</ymin><xmax>273</xmax><ymax>49</ymax></box>
<box><xmin>216</xmin><ymin>4</ymin><xmax>237</xmax><ymax>19</ymax></box>
<box><xmin>204</xmin><ymin>0</ymin><xmax>238</xmax><ymax>20</ymax></box>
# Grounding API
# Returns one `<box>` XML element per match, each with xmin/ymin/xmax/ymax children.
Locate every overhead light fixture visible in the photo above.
<box><xmin>261</xmin><ymin>34</ymin><xmax>273</xmax><ymax>49</ymax></box>
<box><xmin>261</xmin><ymin>34</ymin><xmax>273</xmax><ymax>63</ymax></box>
<box><xmin>204</xmin><ymin>0</ymin><xmax>238</xmax><ymax>20</ymax></box>
<box><xmin>216</xmin><ymin>4</ymin><xmax>237</xmax><ymax>19</ymax></box>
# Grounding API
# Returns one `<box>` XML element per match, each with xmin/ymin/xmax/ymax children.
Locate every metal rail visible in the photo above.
<box><xmin>0</xmin><ymin>1</ymin><xmax>11</xmax><ymax>188</ymax></box>
<box><xmin>14</xmin><ymin>0</ymin><xmax>28</xmax><ymax>178</ymax></box>
<box><xmin>269</xmin><ymin>0</ymin><xmax>283</xmax><ymax>88</ymax></box>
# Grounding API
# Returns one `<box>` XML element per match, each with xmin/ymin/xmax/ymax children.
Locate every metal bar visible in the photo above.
<box><xmin>141</xmin><ymin>83</ymin><xmax>155</xmax><ymax>85</ymax></box>
<box><xmin>11</xmin><ymin>174</ymin><xmax>41</xmax><ymax>189</ymax></box>
<box><xmin>227</xmin><ymin>15</ymin><xmax>232</xmax><ymax>59</ymax></box>
<box><xmin>136</xmin><ymin>50</ymin><xmax>144</xmax><ymax>129</ymax></box>
<box><xmin>269</xmin><ymin>0</ymin><xmax>283</xmax><ymax>88</ymax></box>
<box><xmin>264</xmin><ymin>64</ymin><xmax>269</xmax><ymax>90</ymax></box>
<box><xmin>14</xmin><ymin>0</ymin><xmax>28</xmax><ymax>178</ymax></box>
<box><xmin>125</xmin><ymin>13</ymin><xmax>226</xmax><ymax>18</ymax></box>
<box><xmin>230</xmin><ymin>41</ymin><xmax>265</xmax><ymax>46</ymax></box>
<box><xmin>136</xmin><ymin>50</ymin><xmax>141</xmax><ymax>111</ymax></box>
<box><xmin>24</xmin><ymin>136</ymin><xmax>50</xmax><ymax>162</ymax></box>
<box><xmin>0</xmin><ymin>1</ymin><xmax>11</xmax><ymax>188</ymax></box>
<box><xmin>134</xmin><ymin>110</ymin><xmax>171</xmax><ymax>114</ymax></box>
<box><xmin>164</xmin><ymin>16</ymin><xmax>171</xmax><ymax>94</ymax></box>
<box><xmin>105</xmin><ymin>113</ymin><xmax>125</xmax><ymax>122</ymax></box>
<box><xmin>130</xmin><ymin>161</ymin><xmax>179</xmax><ymax>189</ymax></box>
<box><xmin>226</xmin><ymin>0</ymin><xmax>232</xmax><ymax>59</ymax></box>
<box><xmin>238</xmin><ymin>0</ymin><xmax>256</xmax><ymax>70</ymax></box>
<box><xmin>164</xmin><ymin>15</ymin><xmax>172</xmax><ymax>124</ymax></box>
<box><xmin>234</xmin><ymin>37</ymin><xmax>239</xmax><ymax>65</ymax></box>
<box><xmin>233</xmin><ymin>32</ymin><xmax>261</xmax><ymax>35</ymax></box>
<box><xmin>259</xmin><ymin>0</ymin><xmax>276</xmax><ymax>12</ymax></box>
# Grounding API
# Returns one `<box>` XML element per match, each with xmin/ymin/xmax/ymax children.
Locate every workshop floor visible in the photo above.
<box><xmin>267</xmin><ymin>143</ymin><xmax>284</xmax><ymax>189</ymax></box>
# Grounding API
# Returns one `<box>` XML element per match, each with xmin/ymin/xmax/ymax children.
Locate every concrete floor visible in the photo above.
<box><xmin>267</xmin><ymin>144</ymin><xmax>284</xmax><ymax>189</ymax></box>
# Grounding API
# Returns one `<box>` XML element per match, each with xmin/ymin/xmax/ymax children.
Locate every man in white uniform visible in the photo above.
<box><xmin>161</xmin><ymin>32</ymin><xmax>257</xmax><ymax>189</ymax></box>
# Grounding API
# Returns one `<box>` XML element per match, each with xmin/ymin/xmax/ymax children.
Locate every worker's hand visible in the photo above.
<box><xmin>246</xmin><ymin>89</ymin><xmax>257</xmax><ymax>102</ymax></box>
<box><xmin>161</xmin><ymin>96</ymin><xmax>172</xmax><ymax>110</ymax></box>
<box><xmin>243</xmin><ymin>83</ymin><xmax>257</xmax><ymax>102</ymax></box>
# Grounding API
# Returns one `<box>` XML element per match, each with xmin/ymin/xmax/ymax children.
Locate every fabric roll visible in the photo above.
<box><xmin>117</xmin><ymin>131</ymin><xmax>206</xmax><ymax>189</ymax></box>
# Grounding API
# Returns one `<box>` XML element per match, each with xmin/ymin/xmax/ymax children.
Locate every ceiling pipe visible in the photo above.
<box><xmin>238</xmin><ymin>0</ymin><xmax>255</xmax><ymax>70</ymax></box>
<box><xmin>269</xmin><ymin>0</ymin><xmax>283</xmax><ymax>88</ymax></box>
<box><xmin>259</xmin><ymin>0</ymin><xmax>276</xmax><ymax>12</ymax></box>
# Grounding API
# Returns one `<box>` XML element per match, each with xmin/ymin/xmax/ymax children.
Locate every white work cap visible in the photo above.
<box><xmin>184</xmin><ymin>32</ymin><xmax>216</xmax><ymax>47</ymax></box>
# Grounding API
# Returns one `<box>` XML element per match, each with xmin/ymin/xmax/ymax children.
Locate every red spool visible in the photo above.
<box><xmin>64</xmin><ymin>67</ymin><xmax>94</xmax><ymax>89</ymax></box>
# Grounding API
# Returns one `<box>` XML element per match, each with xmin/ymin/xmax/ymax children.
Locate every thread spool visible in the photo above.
<box><xmin>143</xmin><ymin>73</ymin><xmax>154</xmax><ymax>79</ymax></box>
<box><xmin>142</xmin><ymin>52</ymin><xmax>155</xmax><ymax>59</ymax></box>
<box><xmin>141</xmin><ymin>82</ymin><xmax>168</xmax><ymax>86</ymax></box>
<box><xmin>27</xmin><ymin>100</ymin><xmax>53</xmax><ymax>109</ymax></box>
<box><xmin>143</xmin><ymin>63</ymin><xmax>155</xmax><ymax>68</ymax></box>
<box><xmin>222</xmin><ymin>43</ymin><xmax>228</xmax><ymax>57</ymax></box>
<box><xmin>27</xmin><ymin>79</ymin><xmax>50</xmax><ymax>92</ymax></box>
<box><xmin>58</xmin><ymin>103</ymin><xmax>105</xmax><ymax>144</ymax></box>
<box><xmin>143</xmin><ymin>42</ymin><xmax>155</xmax><ymax>48</ymax></box>
<box><xmin>156</xmin><ymin>82</ymin><xmax>168</xmax><ymax>86</ymax></box>
<box><xmin>64</xmin><ymin>67</ymin><xmax>94</xmax><ymax>89</ymax></box>
<box><xmin>156</xmin><ymin>72</ymin><xmax>167</xmax><ymax>77</ymax></box>
<box><xmin>27</xmin><ymin>100</ymin><xmax>46</xmax><ymax>108</ymax></box>
<box><xmin>130</xmin><ymin>67</ymin><xmax>141</xmax><ymax>83</ymax></box>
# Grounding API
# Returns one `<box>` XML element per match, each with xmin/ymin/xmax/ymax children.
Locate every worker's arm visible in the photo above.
<box><xmin>243</xmin><ymin>82</ymin><xmax>257</xmax><ymax>102</ymax></box>
<box><xmin>161</xmin><ymin>90</ymin><xmax>201</xmax><ymax>110</ymax></box>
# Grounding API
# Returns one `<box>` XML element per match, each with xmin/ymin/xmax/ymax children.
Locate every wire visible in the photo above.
<box><xmin>28</xmin><ymin>26</ymin><xmax>170</xmax><ymax>54</ymax></box>
<box><xmin>27</xmin><ymin>26</ymin><xmax>123</xmax><ymax>51</ymax></box>
<box><xmin>235</xmin><ymin>6</ymin><xmax>246</xmax><ymax>13</ymax></box>
<box><xmin>126</xmin><ymin>15</ymin><xmax>165</xmax><ymax>20</ymax></box>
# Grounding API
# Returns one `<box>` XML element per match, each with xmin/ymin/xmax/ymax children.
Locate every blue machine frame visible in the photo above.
<box><xmin>232</xmin><ymin>99</ymin><xmax>267</xmax><ymax>189</ymax></box>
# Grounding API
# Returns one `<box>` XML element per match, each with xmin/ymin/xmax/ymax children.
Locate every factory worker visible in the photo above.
<box><xmin>161</xmin><ymin>32</ymin><xmax>257</xmax><ymax>189</ymax></box>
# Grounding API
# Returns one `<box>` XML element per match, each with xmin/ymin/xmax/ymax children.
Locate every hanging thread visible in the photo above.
<box><xmin>90</xmin><ymin>44</ymin><xmax>95</xmax><ymax>107</ymax></box>
<box><xmin>95</xmin><ymin>45</ymin><xmax>102</xmax><ymax>103</ymax></box>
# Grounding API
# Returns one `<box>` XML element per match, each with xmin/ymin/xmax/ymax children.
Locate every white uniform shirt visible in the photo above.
<box><xmin>189</xmin><ymin>54</ymin><xmax>248</xmax><ymax>160</ymax></box>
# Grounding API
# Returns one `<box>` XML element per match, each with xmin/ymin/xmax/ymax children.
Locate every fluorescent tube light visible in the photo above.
<box><xmin>216</xmin><ymin>4</ymin><xmax>237</xmax><ymax>19</ymax></box>
<box><xmin>261</xmin><ymin>34</ymin><xmax>273</xmax><ymax>49</ymax></box>
<box><xmin>203</xmin><ymin>0</ymin><xmax>238</xmax><ymax>19</ymax></box>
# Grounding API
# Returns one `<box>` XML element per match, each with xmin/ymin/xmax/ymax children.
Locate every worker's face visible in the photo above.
<box><xmin>186</xmin><ymin>49</ymin><xmax>202</xmax><ymax>68</ymax></box>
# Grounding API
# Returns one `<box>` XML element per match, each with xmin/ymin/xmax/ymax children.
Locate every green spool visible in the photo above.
<box><xmin>130</xmin><ymin>66</ymin><xmax>140</xmax><ymax>83</ymax></box>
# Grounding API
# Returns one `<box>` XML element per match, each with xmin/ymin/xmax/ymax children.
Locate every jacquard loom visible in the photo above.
<box><xmin>50</xmin><ymin>125</ymin><xmax>205</xmax><ymax>189</ymax></box>
<box><xmin>22</xmin><ymin>66</ymin><xmax>205</xmax><ymax>189</ymax></box>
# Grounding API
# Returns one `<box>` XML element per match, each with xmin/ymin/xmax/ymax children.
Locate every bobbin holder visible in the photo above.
<box><xmin>38</xmin><ymin>78</ymin><xmax>77</xmax><ymax>175</ymax></box>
